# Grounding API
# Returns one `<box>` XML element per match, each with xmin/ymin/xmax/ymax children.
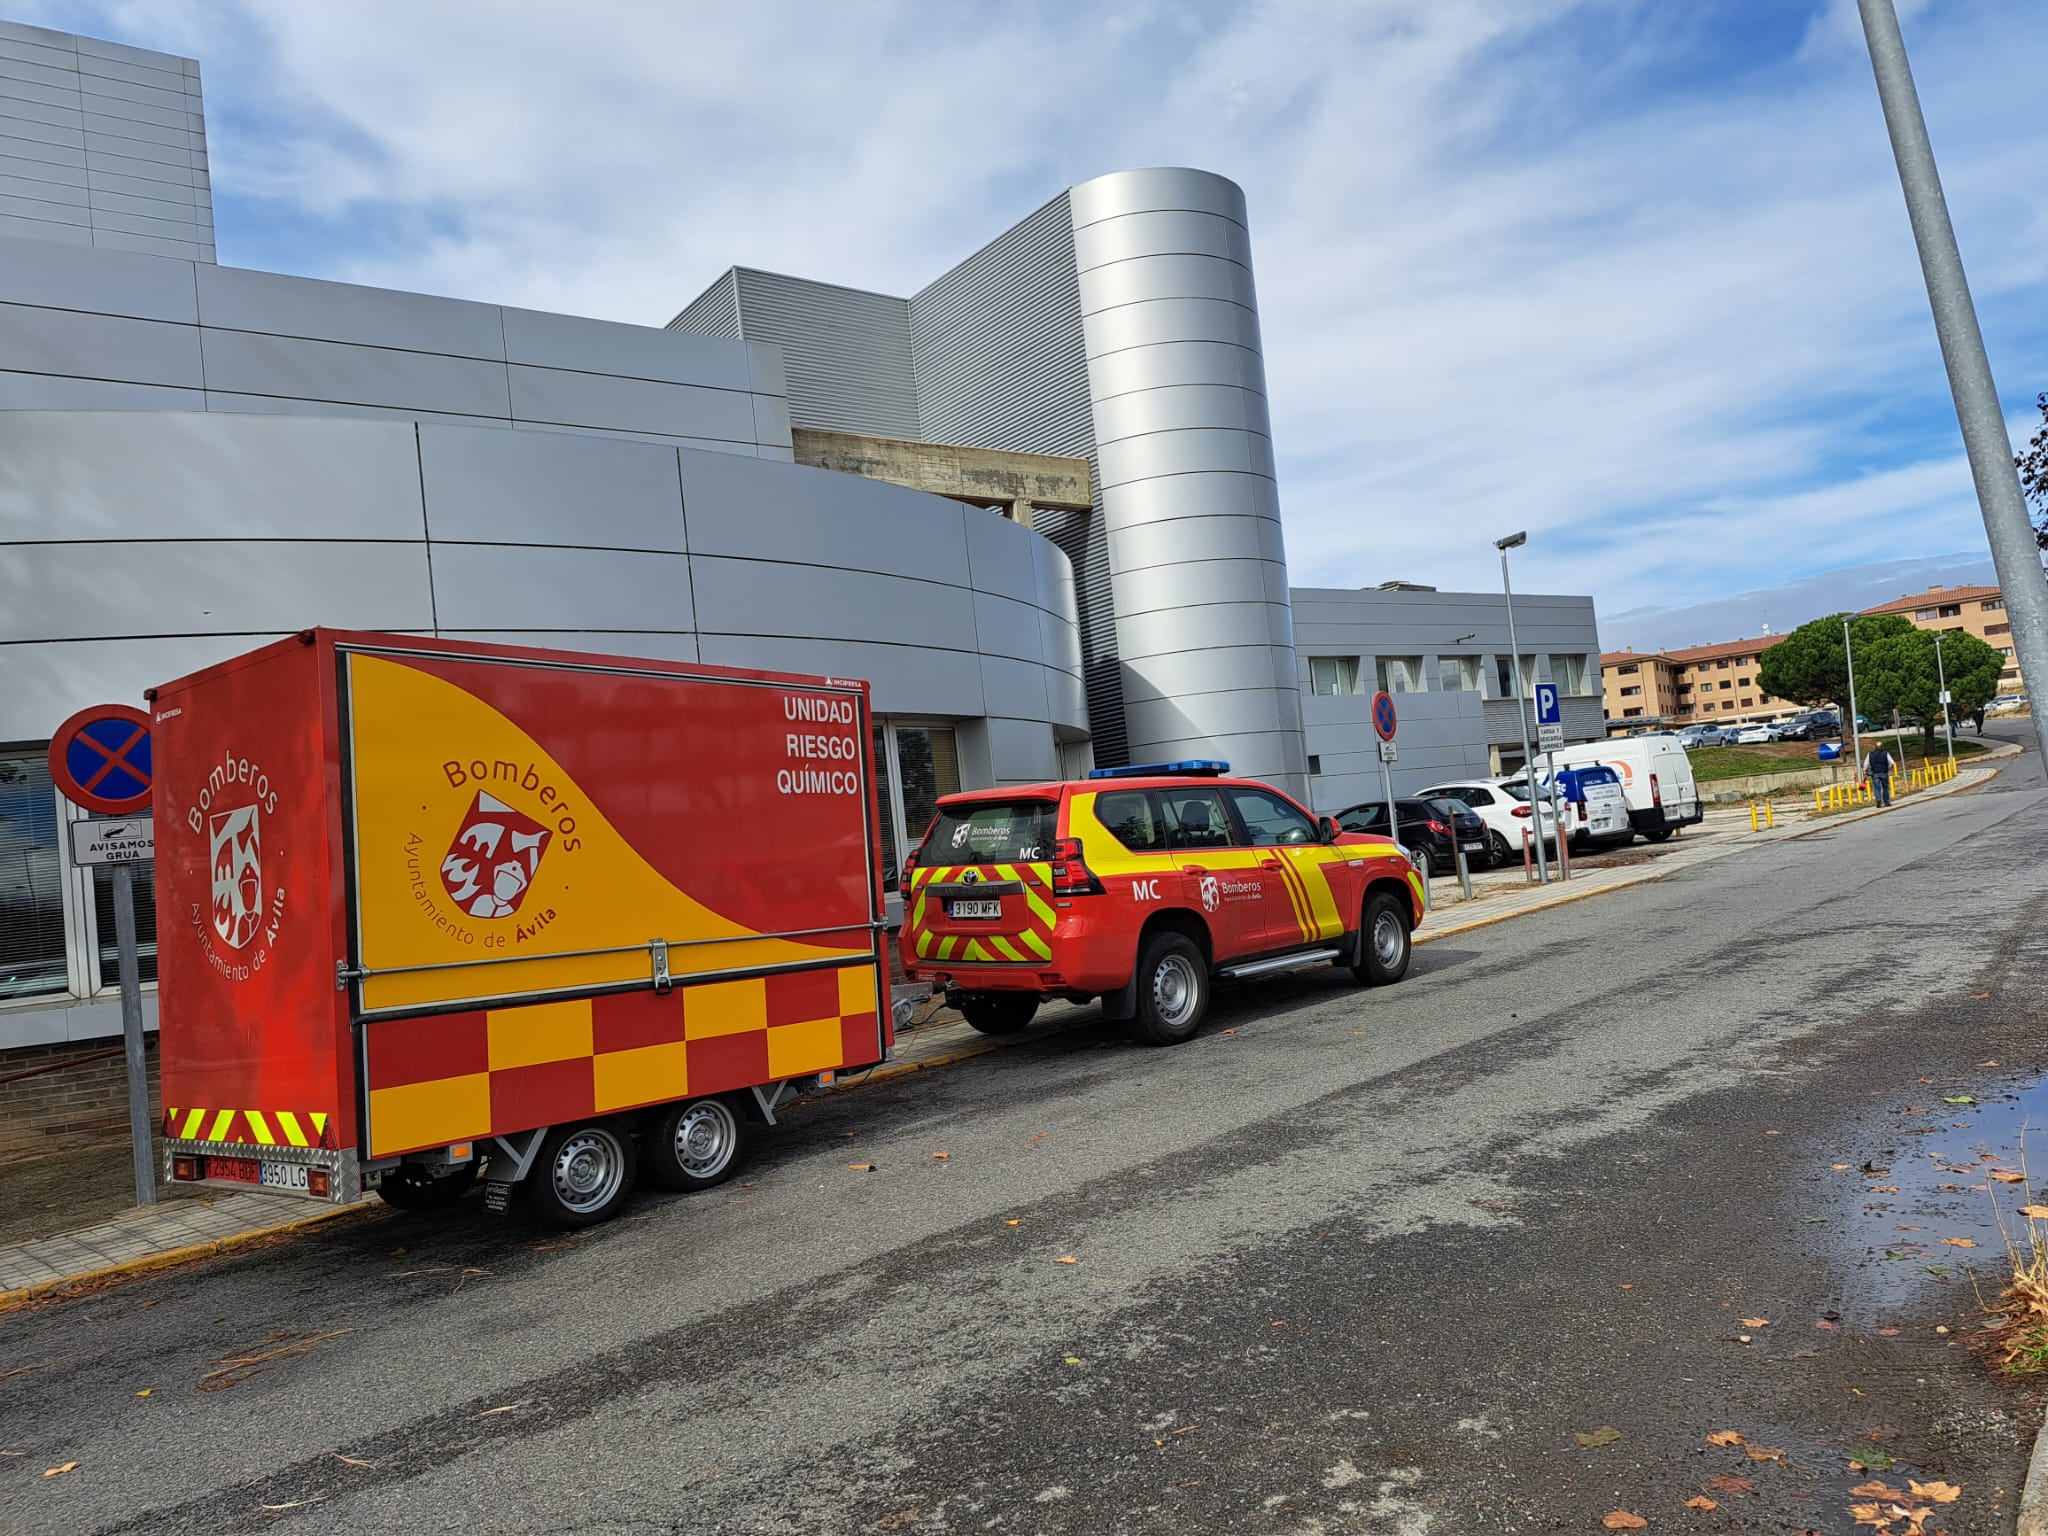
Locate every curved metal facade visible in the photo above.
<box><xmin>1069</xmin><ymin>169</ymin><xmax>1306</xmax><ymax>795</ymax></box>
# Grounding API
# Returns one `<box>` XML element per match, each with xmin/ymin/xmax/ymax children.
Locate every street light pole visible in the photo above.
<box><xmin>1496</xmin><ymin>532</ymin><xmax>1548</xmax><ymax>884</ymax></box>
<box><xmin>1933</xmin><ymin>630</ymin><xmax>1955</xmax><ymax>768</ymax></box>
<box><xmin>1844</xmin><ymin>616</ymin><xmax>1864</xmax><ymax>784</ymax></box>
<box><xmin>1858</xmin><ymin>0</ymin><xmax>2048</xmax><ymax>768</ymax></box>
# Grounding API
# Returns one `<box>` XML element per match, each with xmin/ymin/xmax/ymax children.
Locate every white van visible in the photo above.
<box><xmin>1547</xmin><ymin>734</ymin><xmax>1702</xmax><ymax>842</ymax></box>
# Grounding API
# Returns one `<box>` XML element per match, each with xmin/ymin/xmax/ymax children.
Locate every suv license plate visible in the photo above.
<box><xmin>948</xmin><ymin>899</ymin><xmax>1002</xmax><ymax>919</ymax></box>
<box><xmin>259</xmin><ymin>1161</ymin><xmax>310</xmax><ymax>1192</ymax></box>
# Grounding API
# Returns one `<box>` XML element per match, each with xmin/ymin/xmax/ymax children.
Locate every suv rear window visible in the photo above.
<box><xmin>1574</xmin><ymin>766</ymin><xmax>1621</xmax><ymax>786</ymax></box>
<box><xmin>925</xmin><ymin>800</ymin><xmax>1057</xmax><ymax>865</ymax></box>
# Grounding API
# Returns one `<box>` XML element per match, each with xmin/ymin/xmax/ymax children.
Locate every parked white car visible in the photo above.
<box><xmin>1730</xmin><ymin>723</ymin><xmax>1775</xmax><ymax>745</ymax></box>
<box><xmin>1546</xmin><ymin>734</ymin><xmax>1703</xmax><ymax>842</ymax></box>
<box><xmin>1418</xmin><ymin>776</ymin><xmax>1561</xmax><ymax>867</ymax></box>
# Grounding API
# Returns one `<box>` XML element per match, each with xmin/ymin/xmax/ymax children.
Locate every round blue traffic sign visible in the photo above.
<box><xmin>1371</xmin><ymin>690</ymin><xmax>1398</xmax><ymax>741</ymax></box>
<box><xmin>48</xmin><ymin>703</ymin><xmax>153</xmax><ymax>815</ymax></box>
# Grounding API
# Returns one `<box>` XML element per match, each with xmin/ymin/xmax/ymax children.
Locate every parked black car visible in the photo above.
<box><xmin>1335</xmin><ymin>796</ymin><xmax>1492</xmax><ymax>870</ymax></box>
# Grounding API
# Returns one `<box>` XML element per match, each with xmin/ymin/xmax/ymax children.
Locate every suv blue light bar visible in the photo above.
<box><xmin>1087</xmin><ymin>760</ymin><xmax>1230</xmax><ymax>780</ymax></box>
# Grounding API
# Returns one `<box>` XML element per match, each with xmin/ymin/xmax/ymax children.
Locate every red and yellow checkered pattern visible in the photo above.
<box><xmin>363</xmin><ymin>962</ymin><xmax>883</xmax><ymax>1157</ymax></box>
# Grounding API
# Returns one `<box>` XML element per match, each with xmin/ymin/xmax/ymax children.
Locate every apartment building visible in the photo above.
<box><xmin>1859</xmin><ymin>584</ymin><xmax>2026</xmax><ymax>695</ymax></box>
<box><xmin>1601</xmin><ymin>634</ymin><xmax>1794</xmax><ymax>730</ymax></box>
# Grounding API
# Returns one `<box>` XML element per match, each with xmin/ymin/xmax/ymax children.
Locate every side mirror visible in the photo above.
<box><xmin>1320</xmin><ymin>816</ymin><xmax>1341</xmax><ymax>843</ymax></box>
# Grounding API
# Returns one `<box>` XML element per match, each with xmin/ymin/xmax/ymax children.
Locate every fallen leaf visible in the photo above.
<box><xmin>1850</xmin><ymin>1481</ymin><xmax>1903</xmax><ymax>1498</ymax></box>
<box><xmin>1574</xmin><ymin>1426</ymin><xmax>1623</xmax><ymax>1448</ymax></box>
<box><xmin>1815</xmin><ymin>1319</ymin><xmax>1841</xmax><ymax>1330</ymax></box>
<box><xmin>1849</xmin><ymin>1504</ymin><xmax>1888</xmax><ymax>1526</ymax></box>
<box><xmin>1868</xmin><ymin>1185</ymin><xmax>1900</xmax><ymax>1194</ymax></box>
<box><xmin>1746</xmin><ymin>1444</ymin><xmax>1786</xmax><ymax>1463</ymax></box>
<box><xmin>334</xmin><ymin>1453</ymin><xmax>375</xmax><ymax>1467</ymax></box>
<box><xmin>931</xmin><ymin>1152</ymin><xmax>949</xmax><ymax>1160</ymax></box>
<box><xmin>1969</xmin><ymin>995</ymin><xmax>1990</xmax><ymax>1001</ymax></box>
<box><xmin>1601</xmin><ymin>1513</ymin><xmax>1647</xmax><ymax>1530</ymax></box>
<box><xmin>1878</xmin><ymin>1327</ymin><xmax>1901</xmax><ymax>1337</ymax></box>
<box><xmin>260</xmin><ymin>1501</ymin><xmax>310</xmax><ymax>1512</ymax></box>
<box><xmin>1063</xmin><ymin>1356</ymin><xmax>1083</xmax><ymax>1365</ymax></box>
<box><xmin>1944</xmin><ymin>1095</ymin><xmax>1978</xmax><ymax>1105</ymax></box>
<box><xmin>1740</xmin><ymin>1317</ymin><xmax>1771</xmax><ymax>1328</ymax></box>
<box><xmin>1684</xmin><ymin>1496</ymin><xmax>1718</xmax><ymax>1510</ymax></box>
<box><xmin>1908</xmin><ymin>1480</ymin><xmax>1960</xmax><ymax>1504</ymax></box>
<box><xmin>1220</xmin><ymin>1028</ymin><xmax>1237</xmax><ymax>1035</ymax></box>
<box><xmin>43</xmin><ymin>1462</ymin><xmax>77</xmax><ymax>1478</ymax></box>
<box><xmin>475</xmin><ymin>1403</ymin><xmax>524</xmax><ymax>1417</ymax></box>
<box><xmin>2025</xmin><ymin>1207</ymin><xmax>2048</xmax><ymax>1219</ymax></box>
<box><xmin>848</xmin><ymin>1163</ymin><xmax>876</xmax><ymax>1172</ymax></box>
<box><xmin>1706</xmin><ymin>1474</ymin><xmax>1757</xmax><ymax>1495</ymax></box>
<box><xmin>1832</xmin><ymin>1163</ymin><xmax>1853</xmax><ymax>1170</ymax></box>
<box><xmin>1004</xmin><ymin>1219</ymin><xmax>1022</xmax><ymax>1226</ymax></box>
<box><xmin>135</xmin><ymin>1388</ymin><xmax>152</xmax><ymax>1397</ymax></box>
<box><xmin>1705</xmin><ymin>1430</ymin><xmax>1745</xmax><ymax>1448</ymax></box>
<box><xmin>1941</xmin><ymin>1237</ymin><xmax>1978</xmax><ymax>1248</ymax></box>
<box><xmin>1054</xmin><ymin>1255</ymin><xmax>1078</xmax><ymax>1265</ymax></box>
<box><xmin>1620</xmin><ymin>1283</ymin><xmax>1635</xmax><ymax>1290</ymax></box>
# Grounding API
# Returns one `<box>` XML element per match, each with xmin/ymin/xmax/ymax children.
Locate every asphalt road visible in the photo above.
<box><xmin>4</xmin><ymin>730</ymin><xmax>2044</xmax><ymax>1535</ymax></box>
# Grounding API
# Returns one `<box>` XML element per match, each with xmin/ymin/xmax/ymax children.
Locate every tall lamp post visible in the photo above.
<box><xmin>1496</xmin><ymin>532</ymin><xmax>1549</xmax><ymax>884</ymax></box>
<box><xmin>1843</xmin><ymin>616</ymin><xmax>1864</xmax><ymax>784</ymax></box>
<box><xmin>1932</xmin><ymin>629</ymin><xmax>1955</xmax><ymax>769</ymax></box>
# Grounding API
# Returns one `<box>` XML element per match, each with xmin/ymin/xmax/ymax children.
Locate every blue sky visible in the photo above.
<box><xmin>25</xmin><ymin>0</ymin><xmax>2048</xmax><ymax>646</ymax></box>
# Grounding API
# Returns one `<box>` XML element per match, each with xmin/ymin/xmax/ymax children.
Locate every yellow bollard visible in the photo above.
<box><xmin>1766</xmin><ymin>802</ymin><xmax>1775</xmax><ymax>829</ymax></box>
<box><xmin>1815</xmin><ymin>788</ymin><xmax>1826</xmax><ymax>815</ymax></box>
<box><xmin>1749</xmin><ymin>801</ymin><xmax>1759</xmax><ymax>832</ymax></box>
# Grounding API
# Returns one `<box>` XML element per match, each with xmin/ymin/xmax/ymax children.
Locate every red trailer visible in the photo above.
<box><xmin>149</xmin><ymin>630</ymin><xmax>890</xmax><ymax>1226</ymax></box>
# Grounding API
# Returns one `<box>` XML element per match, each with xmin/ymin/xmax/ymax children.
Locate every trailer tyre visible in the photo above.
<box><xmin>958</xmin><ymin>993</ymin><xmax>1038</xmax><ymax>1036</ymax></box>
<box><xmin>524</xmin><ymin>1119</ymin><xmax>637</xmax><ymax>1229</ymax></box>
<box><xmin>377</xmin><ymin>1160</ymin><xmax>478</xmax><ymax>1213</ymax></box>
<box><xmin>1129</xmin><ymin>932</ymin><xmax>1209</xmax><ymax>1047</ymax></box>
<box><xmin>644</xmin><ymin>1095</ymin><xmax>749</xmax><ymax>1192</ymax></box>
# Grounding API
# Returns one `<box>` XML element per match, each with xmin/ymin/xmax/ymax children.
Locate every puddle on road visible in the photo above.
<box><xmin>1826</xmin><ymin>1071</ymin><xmax>2047</xmax><ymax>1320</ymax></box>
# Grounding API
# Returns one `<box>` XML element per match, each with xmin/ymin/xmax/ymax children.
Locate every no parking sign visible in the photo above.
<box><xmin>47</xmin><ymin>702</ymin><xmax>154</xmax><ymax>815</ymax></box>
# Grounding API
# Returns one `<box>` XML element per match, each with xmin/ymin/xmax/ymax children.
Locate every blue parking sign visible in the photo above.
<box><xmin>1534</xmin><ymin>683</ymin><xmax>1561</xmax><ymax>726</ymax></box>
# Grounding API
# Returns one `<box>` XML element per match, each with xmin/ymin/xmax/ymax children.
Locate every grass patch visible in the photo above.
<box><xmin>1687</xmin><ymin>737</ymin><xmax>1987</xmax><ymax>784</ymax></box>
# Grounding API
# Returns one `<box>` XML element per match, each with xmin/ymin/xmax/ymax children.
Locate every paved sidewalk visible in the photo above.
<box><xmin>1</xmin><ymin>743</ymin><xmax>2015</xmax><ymax>1308</ymax></box>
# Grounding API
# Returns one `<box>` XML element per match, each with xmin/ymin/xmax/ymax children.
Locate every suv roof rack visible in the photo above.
<box><xmin>1086</xmin><ymin>760</ymin><xmax>1230</xmax><ymax>780</ymax></box>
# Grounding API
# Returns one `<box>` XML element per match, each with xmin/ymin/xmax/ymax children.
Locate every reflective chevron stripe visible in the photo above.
<box><xmin>165</xmin><ymin>1107</ymin><xmax>334</xmax><ymax>1148</ymax></box>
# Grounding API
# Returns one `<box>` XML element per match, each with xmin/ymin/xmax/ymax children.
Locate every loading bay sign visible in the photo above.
<box><xmin>70</xmin><ymin>815</ymin><xmax>155</xmax><ymax>867</ymax></box>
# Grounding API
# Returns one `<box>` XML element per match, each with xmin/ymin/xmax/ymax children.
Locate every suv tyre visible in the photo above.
<box><xmin>1350</xmin><ymin>891</ymin><xmax>1412</xmax><ymax>986</ymax></box>
<box><xmin>1129</xmin><ymin>931</ymin><xmax>1209</xmax><ymax>1047</ymax></box>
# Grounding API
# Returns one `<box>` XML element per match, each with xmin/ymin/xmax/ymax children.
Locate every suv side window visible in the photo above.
<box><xmin>1161</xmin><ymin>788</ymin><xmax>1235</xmax><ymax>850</ymax></box>
<box><xmin>1226</xmin><ymin>787</ymin><xmax>1318</xmax><ymax>847</ymax></box>
<box><xmin>1452</xmin><ymin>786</ymin><xmax>1492</xmax><ymax>806</ymax></box>
<box><xmin>1095</xmin><ymin>789</ymin><xmax>1166</xmax><ymax>853</ymax></box>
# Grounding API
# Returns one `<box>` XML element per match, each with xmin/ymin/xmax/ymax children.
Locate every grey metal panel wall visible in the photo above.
<box><xmin>1070</xmin><ymin>168</ymin><xmax>1304</xmax><ymax>796</ymax></box>
<box><xmin>909</xmin><ymin>192</ymin><xmax>1122</xmax><ymax>762</ymax></box>
<box><xmin>0</xmin><ymin>234</ymin><xmax>790</xmax><ymax>453</ymax></box>
<box><xmin>664</xmin><ymin>268</ymin><xmax>740</xmax><ymax>338</ymax></box>
<box><xmin>0</xmin><ymin>21</ymin><xmax>213</xmax><ymax>262</ymax></box>
<box><xmin>715</xmin><ymin>269</ymin><xmax>920</xmax><ymax>439</ymax></box>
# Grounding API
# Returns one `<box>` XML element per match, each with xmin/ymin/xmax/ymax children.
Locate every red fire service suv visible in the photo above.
<box><xmin>899</xmin><ymin>762</ymin><xmax>1424</xmax><ymax>1045</ymax></box>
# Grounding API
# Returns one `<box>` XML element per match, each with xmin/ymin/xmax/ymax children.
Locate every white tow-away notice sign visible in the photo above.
<box><xmin>70</xmin><ymin>815</ymin><xmax>154</xmax><ymax>866</ymax></box>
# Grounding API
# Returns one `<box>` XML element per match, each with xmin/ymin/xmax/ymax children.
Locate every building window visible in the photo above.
<box><xmin>1494</xmin><ymin>655</ymin><xmax>1536</xmax><ymax>699</ymax></box>
<box><xmin>1716</xmin><ymin>659</ymin><xmax>1730</xmax><ymax>669</ymax></box>
<box><xmin>1737</xmin><ymin>676</ymin><xmax>1750</xmax><ymax>687</ymax></box>
<box><xmin>94</xmin><ymin>865</ymin><xmax>158</xmax><ymax>987</ymax></box>
<box><xmin>874</xmin><ymin>720</ymin><xmax>961</xmax><ymax>890</ymax></box>
<box><xmin>1987</xmin><ymin>623</ymin><xmax>2010</xmax><ymax>636</ymax></box>
<box><xmin>1938</xmin><ymin>604</ymin><xmax>1961</xmax><ymax>618</ymax></box>
<box><xmin>1615</xmin><ymin>663</ymin><xmax>1639</xmax><ymax>676</ymax></box>
<box><xmin>1375</xmin><ymin>656</ymin><xmax>1427</xmax><ymax>694</ymax></box>
<box><xmin>1550</xmin><ymin>654</ymin><xmax>1591</xmax><ymax>695</ymax></box>
<box><xmin>1620</xmin><ymin>686</ymin><xmax>1642</xmax><ymax>697</ymax></box>
<box><xmin>0</xmin><ymin>750</ymin><xmax>68</xmax><ymax>1002</ymax></box>
<box><xmin>1623</xmin><ymin>707</ymin><xmax>1643</xmax><ymax>717</ymax></box>
<box><xmin>1719</xmin><ymin>680</ymin><xmax>1732</xmax><ymax>690</ymax></box>
<box><xmin>1309</xmin><ymin>657</ymin><xmax>1361</xmax><ymax>696</ymax></box>
<box><xmin>1438</xmin><ymin>655</ymin><xmax>1481</xmax><ymax>694</ymax></box>
<box><xmin>1915</xmin><ymin>607</ymin><xmax>1936</xmax><ymax>620</ymax></box>
<box><xmin>1983</xmin><ymin>598</ymin><xmax>2004</xmax><ymax>612</ymax></box>
<box><xmin>1306</xmin><ymin>755</ymin><xmax>1322</xmax><ymax>776</ymax></box>
<box><xmin>1740</xmin><ymin>697</ymin><xmax>1753</xmax><ymax>707</ymax></box>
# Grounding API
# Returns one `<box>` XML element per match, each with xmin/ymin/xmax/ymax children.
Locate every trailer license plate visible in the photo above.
<box><xmin>948</xmin><ymin>900</ymin><xmax>1002</xmax><ymax>919</ymax></box>
<box><xmin>207</xmin><ymin>1155</ymin><xmax>260</xmax><ymax>1184</ymax></box>
<box><xmin>259</xmin><ymin>1161</ymin><xmax>310</xmax><ymax>1192</ymax></box>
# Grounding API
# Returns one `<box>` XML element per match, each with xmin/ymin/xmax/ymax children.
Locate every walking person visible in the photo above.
<box><xmin>1866</xmin><ymin>740</ymin><xmax>1894</xmax><ymax>808</ymax></box>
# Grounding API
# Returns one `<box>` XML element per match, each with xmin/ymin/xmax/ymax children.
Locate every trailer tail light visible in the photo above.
<box><xmin>307</xmin><ymin>1167</ymin><xmax>332</xmax><ymax>1199</ymax></box>
<box><xmin>1650</xmin><ymin>772</ymin><xmax>1662</xmax><ymax>807</ymax></box>
<box><xmin>1050</xmin><ymin>838</ymin><xmax>1102</xmax><ymax>896</ymax></box>
<box><xmin>171</xmin><ymin>1155</ymin><xmax>200</xmax><ymax>1182</ymax></box>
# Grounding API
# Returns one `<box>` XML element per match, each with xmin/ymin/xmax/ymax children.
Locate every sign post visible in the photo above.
<box><xmin>1535</xmin><ymin>683</ymin><xmax>1565</xmax><ymax>881</ymax></box>
<box><xmin>47</xmin><ymin>704</ymin><xmax>157</xmax><ymax>1208</ymax></box>
<box><xmin>1371</xmin><ymin>691</ymin><xmax>1404</xmax><ymax>874</ymax></box>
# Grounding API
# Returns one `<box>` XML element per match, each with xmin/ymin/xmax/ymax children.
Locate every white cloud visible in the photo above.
<box><xmin>24</xmin><ymin>0</ymin><xmax>2048</xmax><ymax>634</ymax></box>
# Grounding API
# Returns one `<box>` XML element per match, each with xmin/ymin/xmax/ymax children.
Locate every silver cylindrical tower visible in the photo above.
<box><xmin>1069</xmin><ymin>168</ymin><xmax>1307</xmax><ymax>798</ymax></box>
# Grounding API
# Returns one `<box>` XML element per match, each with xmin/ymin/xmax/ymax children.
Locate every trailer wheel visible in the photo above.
<box><xmin>958</xmin><ymin>993</ymin><xmax>1038</xmax><ymax>1035</ymax></box>
<box><xmin>644</xmin><ymin>1095</ymin><xmax>749</xmax><ymax>1192</ymax></box>
<box><xmin>377</xmin><ymin>1160</ymin><xmax>478</xmax><ymax>1213</ymax></box>
<box><xmin>523</xmin><ymin>1119</ymin><xmax>637</xmax><ymax>1229</ymax></box>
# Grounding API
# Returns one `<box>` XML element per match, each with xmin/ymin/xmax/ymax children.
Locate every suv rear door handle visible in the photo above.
<box><xmin>1260</xmin><ymin>857</ymin><xmax>1283</xmax><ymax>869</ymax></box>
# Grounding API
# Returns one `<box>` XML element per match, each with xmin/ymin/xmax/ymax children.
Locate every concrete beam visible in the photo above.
<box><xmin>792</xmin><ymin>428</ymin><xmax>1092</xmax><ymax>520</ymax></box>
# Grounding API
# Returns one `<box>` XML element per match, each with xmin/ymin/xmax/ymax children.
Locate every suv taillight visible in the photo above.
<box><xmin>901</xmin><ymin>846</ymin><xmax>920</xmax><ymax>879</ymax></box>
<box><xmin>1050</xmin><ymin>837</ymin><xmax>1102</xmax><ymax>896</ymax></box>
<box><xmin>1650</xmin><ymin>772</ymin><xmax>1662</xmax><ymax>807</ymax></box>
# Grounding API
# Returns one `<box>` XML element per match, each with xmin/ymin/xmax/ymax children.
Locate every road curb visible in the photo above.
<box><xmin>0</xmin><ymin>1200</ymin><xmax>373</xmax><ymax>1314</ymax></box>
<box><xmin>2018</xmin><ymin>1412</ymin><xmax>2048</xmax><ymax>1536</ymax></box>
